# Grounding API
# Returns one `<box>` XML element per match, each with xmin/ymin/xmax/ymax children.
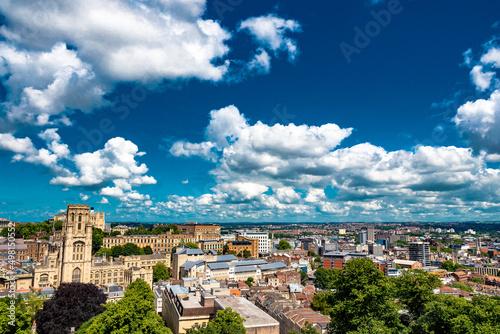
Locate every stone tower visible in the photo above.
<box><xmin>58</xmin><ymin>204</ymin><xmax>93</xmax><ymax>285</ymax></box>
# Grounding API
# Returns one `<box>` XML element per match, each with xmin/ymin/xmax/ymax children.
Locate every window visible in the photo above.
<box><xmin>72</xmin><ymin>268</ymin><xmax>81</xmax><ymax>283</ymax></box>
<box><xmin>40</xmin><ymin>274</ymin><xmax>48</xmax><ymax>282</ymax></box>
<box><xmin>114</xmin><ymin>271</ymin><xmax>117</xmax><ymax>276</ymax></box>
<box><xmin>95</xmin><ymin>273</ymin><xmax>99</xmax><ymax>278</ymax></box>
<box><xmin>108</xmin><ymin>272</ymin><xmax>112</xmax><ymax>277</ymax></box>
<box><xmin>114</xmin><ymin>278</ymin><xmax>117</xmax><ymax>283</ymax></box>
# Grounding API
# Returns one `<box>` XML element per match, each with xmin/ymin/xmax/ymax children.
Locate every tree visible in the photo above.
<box><xmin>311</xmin><ymin>292</ymin><xmax>334</xmax><ymax>315</ymax></box>
<box><xmin>441</xmin><ymin>260</ymin><xmax>465</xmax><ymax>272</ymax></box>
<box><xmin>91</xmin><ymin>227</ymin><xmax>108</xmax><ymax>255</ymax></box>
<box><xmin>277</xmin><ymin>240</ymin><xmax>292</xmax><ymax>250</ymax></box>
<box><xmin>308</xmin><ymin>251</ymin><xmax>316</xmax><ymax>257</ymax></box>
<box><xmin>110</xmin><ymin>231</ymin><xmax>121</xmax><ymax>237</ymax></box>
<box><xmin>325</xmin><ymin>258</ymin><xmax>404</xmax><ymax>334</ymax></box>
<box><xmin>153</xmin><ymin>262</ymin><xmax>170</xmax><ymax>282</ymax></box>
<box><xmin>300</xmin><ymin>270</ymin><xmax>308</xmax><ymax>283</ymax></box>
<box><xmin>471</xmin><ymin>277</ymin><xmax>484</xmax><ymax>284</ymax></box>
<box><xmin>185</xmin><ymin>242</ymin><xmax>200</xmax><ymax>249</ymax></box>
<box><xmin>245</xmin><ymin>277</ymin><xmax>254</xmax><ymax>288</ymax></box>
<box><xmin>314</xmin><ymin>267</ymin><xmax>339</xmax><ymax>290</ymax></box>
<box><xmin>243</xmin><ymin>249</ymin><xmax>251</xmax><ymax>258</ymax></box>
<box><xmin>143</xmin><ymin>246</ymin><xmax>153</xmax><ymax>255</ymax></box>
<box><xmin>122</xmin><ymin>243</ymin><xmax>145</xmax><ymax>256</ymax></box>
<box><xmin>447</xmin><ymin>282</ymin><xmax>473</xmax><ymax>293</ymax></box>
<box><xmin>35</xmin><ymin>283</ymin><xmax>107</xmax><ymax>334</ymax></box>
<box><xmin>95</xmin><ymin>248</ymin><xmax>112</xmax><ymax>258</ymax></box>
<box><xmin>0</xmin><ymin>291</ymin><xmax>45</xmax><ymax>334</ymax></box>
<box><xmin>80</xmin><ymin>279</ymin><xmax>171</xmax><ymax>334</ymax></box>
<box><xmin>186</xmin><ymin>307</ymin><xmax>246</xmax><ymax>334</ymax></box>
<box><xmin>392</xmin><ymin>269</ymin><xmax>442</xmax><ymax>319</ymax></box>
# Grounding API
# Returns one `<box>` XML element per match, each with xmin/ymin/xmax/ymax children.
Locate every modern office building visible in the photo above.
<box><xmin>238</xmin><ymin>231</ymin><xmax>270</xmax><ymax>254</ymax></box>
<box><xmin>367</xmin><ymin>226</ymin><xmax>375</xmax><ymax>242</ymax></box>
<box><xmin>409</xmin><ymin>242</ymin><xmax>431</xmax><ymax>267</ymax></box>
<box><xmin>358</xmin><ymin>231</ymin><xmax>367</xmax><ymax>244</ymax></box>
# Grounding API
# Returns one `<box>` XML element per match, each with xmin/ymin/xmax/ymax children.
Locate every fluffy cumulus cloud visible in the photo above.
<box><xmin>0</xmin><ymin>1</ymin><xmax>301</xmax><ymax>127</ymax></box>
<box><xmin>239</xmin><ymin>14</ymin><xmax>301</xmax><ymax>61</ymax></box>
<box><xmin>455</xmin><ymin>41</ymin><xmax>500</xmax><ymax>155</ymax></box>
<box><xmin>161</xmin><ymin>106</ymin><xmax>500</xmax><ymax>220</ymax></box>
<box><xmin>0</xmin><ymin>129</ymin><xmax>155</xmax><ymax>207</ymax></box>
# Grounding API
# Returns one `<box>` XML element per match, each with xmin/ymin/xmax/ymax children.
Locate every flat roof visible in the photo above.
<box><xmin>215</xmin><ymin>296</ymin><xmax>279</xmax><ymax>328</ymax></box>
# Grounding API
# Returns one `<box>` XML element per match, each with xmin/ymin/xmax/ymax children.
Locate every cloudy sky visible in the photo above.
<box><xmin>1</xmin><ymin>0</ymin><xmax>500</xmax><ymax>222</ymax></box>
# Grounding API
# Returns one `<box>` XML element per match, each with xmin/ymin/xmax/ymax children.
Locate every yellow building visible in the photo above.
<box><xmin>226</xmin><ymin>235</ymin><xmax>259</xmax><ymax>258</ymax></box>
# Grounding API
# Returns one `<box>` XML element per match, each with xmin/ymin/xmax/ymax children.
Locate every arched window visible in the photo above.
<box><xmin>78</xmin><ymin>214</ymin><xmax>82</xmax><ymax>222</ymax></box>
<box><xmin>72</xmin><ymin>268</ymin><xmax>81</xmax><ymax>283</ymax></box>
<box><xmin>73</xmin><ymin>242</ymin><xmax>85</xmax><ymax>261</ymax></box>
<box><xmin>71</xmin><ymin>213</ymin><xmax>75</xmax><ymax>222</ymax></box>
<box><xmin>40</xmin><ymin>274</ymin><xmax>48</xmax><ymax>282</ymax></box>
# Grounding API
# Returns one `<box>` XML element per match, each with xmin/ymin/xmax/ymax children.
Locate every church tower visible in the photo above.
<box><xmin>58</xmin><ymin>204</ymin><xmax>93</xmax><ymax>285</ymax></box>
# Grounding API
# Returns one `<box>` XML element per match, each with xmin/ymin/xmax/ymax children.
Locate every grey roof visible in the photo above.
<box><xmin>108</xmin><ymin>285</ymin><xmax>123</xmax><ymax>293</ymax></box>
<box><xmin>234</xmin><ymin>265</ymin><xmax>258</xmax><ymax>273</ymax></box>
<box><xmin>208</xmin><ymin>262</ymin><xmax>229</xmax><ymax>270</ymax></box>
<box><xmin>181</xmin><ymin>260</ymin><xmax>205</xmax><ymax>270</ymax></box>
<box><xmin>207</xmin><ymin>250</ymin><xmax>217</xmax><ymax>255</ymax></box>
<box><xmin>176</xmin><ymin>248</ymin><xmax>204</xmax><ymax>255</ymax></box>
<box><xmin>232</xmin><ymin>260</ymin><xmax>267</xmax><ymax>267</ymax></box>
<box><xmin>258</xmin><ymin>262</ymin><xmax>287</xmax><ymax>271</ymax></box>
<box><xmin>168</xmin><ymin>285</ymin><xmax>189</xmax><ymax>295</ymax></box>
<box><xmin>215</xmin><ymin>255</ymin><xmax>237</xmax><ymax>262</ymax></box>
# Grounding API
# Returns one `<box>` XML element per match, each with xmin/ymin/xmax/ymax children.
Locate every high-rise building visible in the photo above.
<box><xmin>409</xmin><ymin>242</ymin><xmax>430</xmax><ymax>266</ymax></box>
<box><xmin>358</xmin><ymin>231</ymin><xmax>367</xmax><ymax>244</ymax></box>
<box><xmin>367</xmin><ymin>226</ymin><xmax>374</xmax><ymax>242</ymax></box>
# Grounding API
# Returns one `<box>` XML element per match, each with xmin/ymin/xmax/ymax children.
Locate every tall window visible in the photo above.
<box><xmin>73</xmin><ymin>242</ymin><xmax>85</xmax><ymax>261</ymax></box>
<box><xmin>40</xmin><ymin>274</ymin><xmax>48</xmax><ymax>282</ymax></box>
<box><xmin>72</xmin><ymin>268</ymin><xmax>81</xmax><ymax>283</ymax></box>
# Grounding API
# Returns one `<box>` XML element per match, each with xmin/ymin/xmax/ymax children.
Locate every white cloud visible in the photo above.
<box><xmin>239</xmin><ymin>14</ymin><xmax>301</xmax><ymax>60</ymax></box>
<box><xmin>470</xmin><ymin>65</ymin><xmax>495</xmax><ymax>91</ymax></box>
<box><xmin>79</xmin><ymin>193</ymin><xmax>90</xmax><ymax>201</ymax></box>
<box><xmin>182</xmin><ymin>179</ymin><xmax>189</xmax><ymax>184</ymax></box>
<box><xmin>161</xmin><ymin>106</ymin><xmax>500</xmax><ymax>221</ymax></box>
<box><xmin>99</xmin><ymin>197</ymin><xmax>109</xmax><ymax>204</ymax></box>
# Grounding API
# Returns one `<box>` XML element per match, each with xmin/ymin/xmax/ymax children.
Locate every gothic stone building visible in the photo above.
<box><xmin>33</xmin><ymin>204</ymin><xmax>168</xmax><ymax>289</ymax></box>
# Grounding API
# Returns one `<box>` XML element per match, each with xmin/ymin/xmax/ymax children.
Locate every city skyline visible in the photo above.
<box><xmin>1</xmin><ymin>1</ymin><xmax>500</xmax><ymax>222</ymax></box>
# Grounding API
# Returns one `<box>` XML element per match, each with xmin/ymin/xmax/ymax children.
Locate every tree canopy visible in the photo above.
<box><xmin>78</xmin><ymin>279</ymin><xmax>171</xmax><ymax>334</ymax></box>
<box><xmin>0</xmin><ymin>291</ymin><xmax>45</xmax><ymax>334</ymax></box>
<box><xmin>276</xmin><ymin>240</ymin><xmax>292</xmax><ymax>250</ymax></box>
<box><xmin>153</xmin><ymin>262</ymin><xmax>170</xmax><ymax>282</ymax></box>
<box><xmin>35</xmin><ymin>283</ymin><xmax>107</xmax><ymax>334</ymax></box>
<box><xmin>441</xmin><ymin>260</ymin><xmax>465</xmax><ymax>272</ymax></box>
<box><xmin>186</xmin><ymin>307</ymin><xmax>246</xmax><ymax>334</ymax></box>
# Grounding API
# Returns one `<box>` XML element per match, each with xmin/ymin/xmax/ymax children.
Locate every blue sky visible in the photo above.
<box><xmin>1</xmin><ymin>0</ymin><xmax>500</xmax><ymax>222</ymax></box>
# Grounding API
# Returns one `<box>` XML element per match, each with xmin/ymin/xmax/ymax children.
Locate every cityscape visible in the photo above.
<box><xmin>1</xmin><ymin>0</ymin><xmax>500</xmax><ymax>333</ymax></box>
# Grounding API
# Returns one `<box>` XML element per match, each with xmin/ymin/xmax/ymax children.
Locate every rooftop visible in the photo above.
<box><xmin>216</xmin><ymin>296</ymin><xmax>279</xmax><ymax>328</ymax></box>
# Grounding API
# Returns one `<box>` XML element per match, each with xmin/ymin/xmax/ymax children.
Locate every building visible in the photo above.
<box><xmin>367</xmin><ymin>226</ymin><xmax>375</xmax><ymax>242</ymax></box>
<box><xmin>163</xmin><ymin>284</ymin><xmax>279</xmax><ymax>334</ymax></box>
<box><xmin>393</xmin><ymin>259</ymin><xmax>422</xmax><ymax>269</ymax></box>
<box><xmin>368</xmin><ymin>244</ymin><xmax>384</xmax><ymax>256</ymax></box>
<box><xmin>198</xmin><ymin>239</ymin><xmax>224</xmax><ymax>253</ymax></box>
<box><xmin>238</xmin><ymin>231</ymin><xmax>270</xmax><ymax>254</ymax></box>
<box><xmin>0</xmin><ymin>238</ymin><xmax>28</xmax><ymax>261</ymax></box>
<box><xmin>111</xmin><ymin>224</ymin><xmax>132</xmax><ymax>236</ymax></box>
<box><xmin>54</xmin><ymin>205</ymin><xmax>105</xmax><ymax>231</ymax></box>
<box><xmin>0</xmin><ymin>218</ymin><xmax>12</xmax><ymax>230</ymax></box>
<box><xmin>32</xmin><ymin>204</ymin><xmax>168</xmax><ymax>289</ymax></box>
<box><xmin>323</xmin><ymin>251</ymin><xmax>368</xmax><ymax>269</ymax></box>
<box><xmin>358</xmin><ymin>231</ymin><xmax>367</xmax><ymax>244</ymax></box>
<box><xmin>103</xmin><ymin>223</ymin><xmax>221</xmax><ymax>253</ymax></box>
<box><xmin>226</xmin><ymin>235</ymin><xmax>259</xmax><ymax>258</ymax></box>
<box><xmin>409</xmin><ymin>242</ymin><xmax>431</xmax><ymax>267</ymax></box>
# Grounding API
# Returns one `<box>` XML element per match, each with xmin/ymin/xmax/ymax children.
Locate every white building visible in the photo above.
<box><xmin>238</xmin><ymin>231</ymin><xmax>270</xmax><ymax>254</ymax></box>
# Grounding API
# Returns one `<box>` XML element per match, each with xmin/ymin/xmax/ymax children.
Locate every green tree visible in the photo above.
<box><xmin>392</xmin><ymin>269</ymin><xmax>442</xmax><ymax>319</ymax></box>
<box><xmin>186</xmin><ymin>307</ymin><xmax>246</xmax><ymax>334</ymax></box>
<box><xmin>314</xmin><ymin>267</ymin><xmax>337</xmax><ymax>290</ymax></box>
<box><xmin>91</xmin><ymin>227</ymin><xmax>108</xmax><ymax>255</ymax></box>
<box><xmin>311</xmin><ymin>292</ymin><xmax>334</xmax><ymax>315</ymax></box>
<box><xmin>95</xmin><ymin>248</ymin><xmax>112</xmax><ymax>258</ymax></box>
<box><xmin>185</xmin><ymin>242</ymin><xmax>200</xmax><ymax>249</ymax></box>
<box><xmin>245</xmin><ymin>277</ymin><xmax>254</xmax><ymax>288</ymax></box>
<box><xmin>0</xmin><ymin>291</ymin><xmax>45</xmax><ymax>334</ymax></box>
<box><xmin>325</xmin><ymin>258</ymin><xmax>404</xmax><ymax>334</ymax></box>
<box><xmin>447</xmin><ymin>282</ymin><xmax>473</xmax><ymax>293</ymax></box>
<box><xmin>80</xmin><ymin>279</ymin><xmax>171</xmax><ymax>334</ymax></box>
<box><xmin>111</xmin><ymin>245</ymin><xmax>124</xmax><ymax>257</ymax></box>
<box><xmin>308</xmin><ymin>251</ymin><xmax>316</xmax><ymax>257</ymax></box>
<box><xmin>143</xmin><ymin>245</ymin><xmax>153</xmax><ymax>255</ymax></box>
<box><xmin>35</xmin><ymin>283</ymin><xmax>106</xmax><ymax>334</ymax></box>
<box><xmin>153</xmin><ymin>262</ymin><xmax>170</xmax><ymax>282</ymax></box>
<box><xmin>122</xmin><ymin>242</ymin><xmax>145</xmax><ymax>256</ymax></box>
<box><xmin>243</xmin><ymin>249</ymin><xmax>251</xmax><ymax>258</ymax></box>
<box><xmin>277</xmin><ymin>240</ymin><xmax>292</xmax><ymax>250</ymax></box>
<box><xmin>300</xmin><ymin>270</ymin><xmax>308</xmax><ymax>283</ymax></box>
<box><xmin>110</xmin><ymin>231</ymin><xmax>121</xmax><ymax>237</ymax></box>
<box><xmin>471</xmin><ymin>277</ymin><xmax>484</xmax><ymax>284</ymax></box>
<box><xmin>441</xmin><ymin>260</ymin><xmax>465</xmax><ymax>272</ymax></box>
